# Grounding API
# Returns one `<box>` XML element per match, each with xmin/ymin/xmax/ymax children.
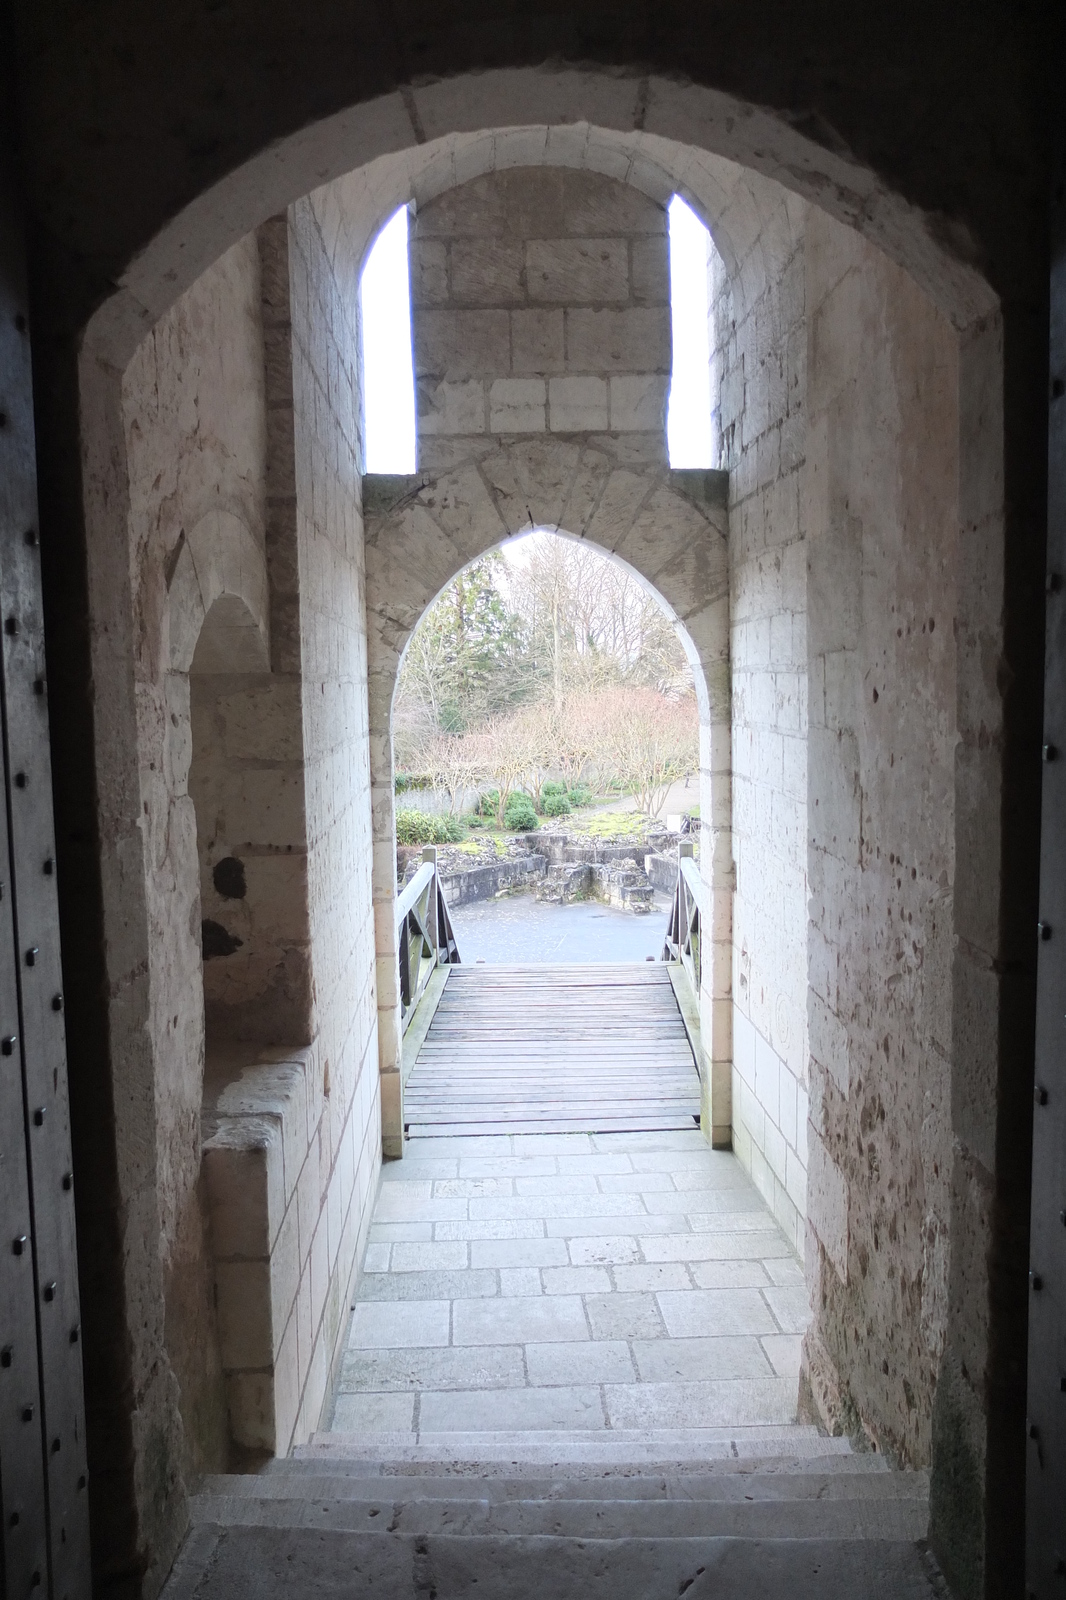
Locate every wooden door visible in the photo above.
<box><xmin>0</xmin><ymin>140</ymin><xmax>91</xmax><ymax>1600</ymax></box>
<box><xmin>1028</xmin><ymin>139</ymin><xmax>1066</xmax><ymax>1597</ymax></box>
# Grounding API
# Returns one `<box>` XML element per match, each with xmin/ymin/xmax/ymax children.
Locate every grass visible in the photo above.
<box><xmin>453</xmin><ymin>835</ymin><xmax>510</xmax><ymax>857</ymax></box>
<box><xmin>458</xmin><ymin>823</ymin><xmax>522</xmax><ymax>857</ymax></box>
<box><xmin>568</xmin><ymin>807</ymin><xmax>650</xmax><ymax>841</ymax></box>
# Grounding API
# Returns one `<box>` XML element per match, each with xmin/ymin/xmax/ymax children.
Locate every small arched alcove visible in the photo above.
<box><xmin>189</xmin><ymin>593</ymin><xmax>312</xmax><ymax>1061</ymax></box>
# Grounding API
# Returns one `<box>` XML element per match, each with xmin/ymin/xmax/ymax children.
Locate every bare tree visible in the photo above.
<box><xmin>419</xmin><ymin>732</ymin><xmax>480</xmax><ymax>816</ymax></box>
<box><xmin>467</xmin><ymin>715</ymin><xmax>535</xmax><ymax>828</ymax></box>
<box><xmin>591</xmin><ymin>686</ymin><xmax>699</xmax><ymax>817</ymax></box>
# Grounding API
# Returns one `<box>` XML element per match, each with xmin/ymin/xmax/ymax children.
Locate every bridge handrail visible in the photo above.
<box><xmin>678</xmin><ymin>853</ymin><xmax>706</xmax><ymax>915</ymax></box>
<box><xmin>396</xmin><ymin>846</ymin><xmax>461</xmax><ymax>1034</ymax></box>
<box><xmin>395</xmin><ymin>860</ymin><xmax>435</xmax><ymax>924</ymax></box>
<box><xmin>663</xmin><ymin>841</ymin><xmax>702</xmax><ymax>995</ymax></box>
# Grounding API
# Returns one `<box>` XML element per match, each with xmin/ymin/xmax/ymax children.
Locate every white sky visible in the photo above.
<box><xmin>360</xmin><ymin>194</ymin><xmax>716</xmax><ymax>474</ymax></box>
<box><xmin>360</xmin><ymin>206</ymin><xmax>417</xmax><ymax>473</ymax></box>
<box><xmin>666</xmin><ymin>195</ymin><xmax>715</xmax><ymax>469</ymax></box>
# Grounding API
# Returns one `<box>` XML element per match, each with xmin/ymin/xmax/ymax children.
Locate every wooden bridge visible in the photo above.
<box><xmin>403</xmin><ymin>962</ymin><xmax>701</xmax><ymax>1137</ymax></box>
<box><xmin>395</xmin><ymin>843</ymin><xmax>705</xmax><ymax>1137</ymax></box>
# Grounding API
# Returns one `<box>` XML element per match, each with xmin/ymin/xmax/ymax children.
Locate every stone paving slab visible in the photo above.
<box><xmin>328</xmin><ymin>1130</ymin><xmax>809</xmax><ymax>1440</ymax></box>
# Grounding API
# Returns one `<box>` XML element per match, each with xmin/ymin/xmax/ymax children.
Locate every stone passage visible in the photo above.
<box><xmin>403</xmin><ymin>965</ymin><xmax>701</xmax><ymax>1136</ymax></box>
<box><xmin>330</xmin><ymin>1128</ymin><xmax>806</xmax><ymax>1441</ymax></box>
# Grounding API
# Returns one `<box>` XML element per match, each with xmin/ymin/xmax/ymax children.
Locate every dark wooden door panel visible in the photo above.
<box><xmin>0</xmin><ymin>137</ymin><xmax>91</xmax><ymax>1600</ymax></box>
<box><xmin>1028</xmin><ymin>144</ymin><xmax>1066</xmax><ymax>1597</ymax></box>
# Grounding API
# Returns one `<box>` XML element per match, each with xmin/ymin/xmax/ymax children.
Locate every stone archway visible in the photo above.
<box><xmin>53</xmin><ymin>63</ymin><xmax>1023</xmax><ymax>1595</ymax></box>
<box><xmin>363</xmin><ymin>439</ymin><xmax>730</xmax><ymax>1155</ymax></box>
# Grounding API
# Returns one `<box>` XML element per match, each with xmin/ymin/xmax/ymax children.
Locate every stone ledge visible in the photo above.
<box><xmin>201</xmin><ymin>1045</ymin><xmax>324</xmax><ymax>1456</ymax></box>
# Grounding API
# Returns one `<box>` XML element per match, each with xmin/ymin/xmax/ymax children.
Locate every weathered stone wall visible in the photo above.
<box><xmin>121</xmin><ymin>236</ymin><xmax>270</xmax><ymax>1476</ymax></box>
<box><xmin>412</xmin><ymin>168</ymin><xmax>670</xmax><ymax>449</ymax></box>
<box><xmin>801</xmin><ymin>207</ymin><xmax>958</xmax><ymax>1468</ymax></box>
<box><xmin>275</xmin><ymin>194</ymin><xmax>381</xmax><ymax>1442</ymax></box>
<box><xmin>188</xmin><ymin>608</ymin><xmax>313</xmax><ymax>1046</ymax></box>
<box><xmin>112</xmin><ymin>197</ymin><xmax>383</xmax><ymax>1482</ymax></box>
<box><xmin>718</xmin><ymin>192</ymin><xmax>810</xmax><ymax>1258</ymax></box>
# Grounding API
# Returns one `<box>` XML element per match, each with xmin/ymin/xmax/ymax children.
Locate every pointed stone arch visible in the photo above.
<box><xmin>363</xmin><ymin>435</ymin><xmax>731</xmax><ymax>1154</ymax></box>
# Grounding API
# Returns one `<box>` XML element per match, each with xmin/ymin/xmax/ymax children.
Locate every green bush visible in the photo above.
<box><xmin>541</xmin><ymin>792</ymin><xmax>571</xmax><ymax>817</ymax></box>
<box><xmin>541</xmin><ymin>780</ymin><xmax>567</xmax><ymax>800</ymax></box>
<box><xmin>395</xmin><ymin>808</ymin><xmax>465</xmax><ymax>846</ymax></box>
<box><xmin>394</xmin><ymin>771</ymin><xmax>433</xmax><ymax>793</ymax></box>
<box><xmin>475</xmin><ymin>788</ymin><xmax>500</xmax><ymax>818</ymax></box>
<box><xmin>503</xmin><ymin>793</ymin><xmax>539</xmax><ymax>831</ymax></box>
<box><xmin>567</xmin><ymin>783</ymin><xmax>592</xmax><ymax>808</ymax></box>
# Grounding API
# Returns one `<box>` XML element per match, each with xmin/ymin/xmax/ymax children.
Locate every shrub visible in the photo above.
<box><xmin>503</xmin><ymin>793</ymin><xmax>539</xmax><ymax>831</ymax></box>
<box><xmin>475</xmin><ymin>788</ymin><xmax>500</xmax><ymax>819</ymax></box>
<box><xmin>567</xmin><ymin>783</ymin><xmax>592</xmax><ymax>808</ymax></box>
<box><xmin>541</xmin><ymin>792</ymin><xmax>571</xmax><ymax>817</ymax></box>
<box><xmin>541</xmin><ymin>780</ymin><xmax>567</xmax><ymax>800</ymax></box>
<box><xmin>395</xmin><ymin>808</ymin><xmax>465</xmax><ymax>846</ymax></box>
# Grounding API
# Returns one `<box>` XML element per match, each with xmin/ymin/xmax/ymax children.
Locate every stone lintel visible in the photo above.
<box><xmin>362</xmin><ymin>473</ymin><xmax>430</xmax><ymax>516</ymax></box>
<box><xmin>667</xmin><ymin>467</ymin><xmax>730</xmax><ymax>513</ymax></box>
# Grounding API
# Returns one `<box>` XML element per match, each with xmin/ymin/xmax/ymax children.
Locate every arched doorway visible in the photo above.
<box><xmin>59</xmin><ymin>78</ymin><xmax>1015</xmax><ymax>1596</ymax></box>
<box><xmin>365</xmin><ymin>455</ymin><xmax>730</xmax><ymax>1157</ymax></box>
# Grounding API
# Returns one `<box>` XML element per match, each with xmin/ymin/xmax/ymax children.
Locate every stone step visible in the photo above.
<box><xmin>188</xmin><ymin>1479</ymin><xmax>928</xmax><ymax>1542</ymax></box>
<box><xmin>267</xmin><ymin>1454</ymin><xmax>891</xmax><ymax>1491</ymax></box>
<box><xmin>200</xmin><ymin>1464</ymin><xmax>926</xmax><ymax>1504</ymax></box>
<box><xmin>164</xmin><ymin>1525</ymin><xmax>945</xmax><ymax>1600</ymax></box>
<box><xmin>294</xmin><ymin>1423</ymin><xmax>864</xmax><ymax>1472</ymax></box>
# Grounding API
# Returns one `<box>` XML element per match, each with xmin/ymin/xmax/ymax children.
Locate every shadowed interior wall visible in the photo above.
<box><xmin>121</xmin><ymin>236</ymin><xmax>270</xmax><ymax>1485</ymax></box>
<box><xmin>189</xmin><ymin>596</ymin><xmax>312</xmax><ymax>1048</ymax></box>
<box><xmin>108</xmin><ymin>201</ymin><xmax>382</xmax><ymax>1493</ymax></box>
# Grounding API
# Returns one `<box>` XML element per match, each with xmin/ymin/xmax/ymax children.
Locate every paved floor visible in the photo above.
<box><xmin>448</xmin><ymin>893</ymin><xmax>672</xmax><ymax>964</ymax></box>
<box><xmin>327</xmin><ymin>1128</ymin><xmax>807</xmax><ymax>1438</ymax></box>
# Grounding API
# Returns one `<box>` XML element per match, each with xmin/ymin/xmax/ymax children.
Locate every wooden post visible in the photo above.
<box><xmin>422</xmin><ymin>846</ymin><xmax>439</xmax><ymax>950</ymax></box>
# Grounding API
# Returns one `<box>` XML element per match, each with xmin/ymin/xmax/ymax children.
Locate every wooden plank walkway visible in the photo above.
<box><xmin>404</xmin><ymin>963</ymin><xmax>701</xmax><ymax>1137</ymax></box>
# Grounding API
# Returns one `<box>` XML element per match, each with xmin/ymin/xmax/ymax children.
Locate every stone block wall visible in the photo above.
<box><xmin>201</xmin><ymin>1040</ymin><xmax>367</xmax><ymax>1456</ymax></box>
<box><xmin>284</xmin><ymin>193</ymin><xmax>382</xmax><ymax>1439</ymax></box>
<box><xmin>121</xmin><ymin>236</ymin><xmax>271</xmax><ymax>1477</ymax></box>
<box><xmin>801</xmin><ymin>206</ymin><xmax>958</xmax><ymax>1467</ymax></box>
<box><xmin>717</xmin><ymin>194</ymin><xmax>810</xmax><ymax>1257</ymax></box>
<box><xmin>189</xmin><ymin>638</ymin><xmax>313</xmax><ymax>1047</ymax></box>
<box><xmin>113</xmin><ymin>203</ymin><xmax>383</xmax><ymax>1475</ymax></box>
<box><xmin>411</xmin><ymin>168</ymin><xmax>671</xmax><ymax>454</ymax></box>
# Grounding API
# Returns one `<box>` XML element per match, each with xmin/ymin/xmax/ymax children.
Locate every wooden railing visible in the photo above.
<box><xmin>396</xmin><ymin>845</ymin><xmax>461</xmax><ymax>1034</ymax></box>
<box><xmin>662</xmin><ymin>840</ymin><xmax>704</xmax><ymax>996</ymax></box>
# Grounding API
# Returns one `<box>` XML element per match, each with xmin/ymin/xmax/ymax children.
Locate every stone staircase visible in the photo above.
<box><xmin>162</xmin><ymin>1424</ymin><xmax>945</xmax><ymax>1599</ymax></box>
